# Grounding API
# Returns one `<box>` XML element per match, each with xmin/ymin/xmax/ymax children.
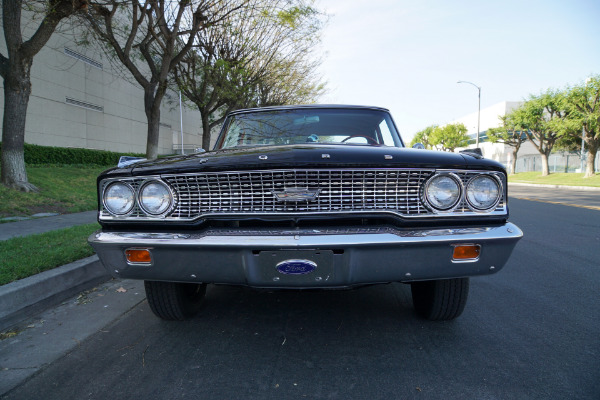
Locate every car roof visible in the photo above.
<box><xmin>228</xmin><ymin>104</ymin><xmax>390</xmax><ymax>116</ymax></box>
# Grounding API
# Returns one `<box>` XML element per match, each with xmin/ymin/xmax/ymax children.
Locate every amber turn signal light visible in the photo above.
<box><xmin>125</xmin><ymin>248</ymin><xmax>152</xmax><ymax>264</ymax></box>
<box><xmin>452</xmin><ymin>245</ymin><xmax>481</xmax><ymax>260</ymax></box>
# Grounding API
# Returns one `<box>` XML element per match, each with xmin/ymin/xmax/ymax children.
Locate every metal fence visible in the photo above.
<box><xmin>514</xmin><ymin>152</ymin><xmax>600</xmax><ymax>173</ymax></box>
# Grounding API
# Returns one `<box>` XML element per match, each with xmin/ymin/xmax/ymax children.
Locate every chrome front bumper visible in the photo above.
<box><xmin>88</xmin><ymin>223</ymin><xmax>523</xmax><ymax>288</ymax></box>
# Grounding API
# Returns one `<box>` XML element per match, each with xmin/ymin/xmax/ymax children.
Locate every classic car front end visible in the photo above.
<box><xmin>89</xmin><ymin>105</ymin><xmax>522</xmax><ymax>321</ymax></box>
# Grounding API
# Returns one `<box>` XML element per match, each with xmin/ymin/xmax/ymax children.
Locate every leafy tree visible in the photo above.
<box><xmin>430</xmin><ymin>123</ymin><xmax>469</xmax><ymax>152</ymax></box>
<box><xmin>563</xmin><ymin>76</ymin><xmax>599</xmax><ymax>177</ymax></box>
<box><xmin>173</xmin><ymin>0</ymin><xmax>325</xmax><ymax>150</ymax></box>
<box><xmin>512</xmin><ymin>89</ymin><xmax>571</xmax><ymax>176</ymax></box>
<box><xmin>84</xmin><ymin>0</ymin><xmax>244</xmax><ymax>159</ymax></box>
<box><xmin>1</xmin><ymin>0</ymin><xmax>87</xmax><ymax>191</ymax></box>
<box><xmin>243</xmin><ymin>56</ymin><xmax>325</xmax><ymax>108</ymax></box>
<box><xmin>487</xmin><ymin>114</ymin><xmax>527</xmax><ymax>175</ymax></box>
<box><xmin>409</xmin><ymin>125</ymin><xmax>436</xmax><ymax>149</ymax></box>
<box><xmin>553</xmin><ymin>133</ymin><xmax>581</xmax><ymax>153</ymax></box>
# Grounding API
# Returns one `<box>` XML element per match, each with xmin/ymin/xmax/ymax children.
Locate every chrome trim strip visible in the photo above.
<box><xmin>91</xmin><ymin>222</ymin><xmax>522</xmax><ymax>247</ymax></box>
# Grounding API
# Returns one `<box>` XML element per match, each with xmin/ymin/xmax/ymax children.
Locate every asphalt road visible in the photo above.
<box><xmin>3</xmin><ymin>197</ymin><xmax>599</xmax><ymax>400</ymax></box>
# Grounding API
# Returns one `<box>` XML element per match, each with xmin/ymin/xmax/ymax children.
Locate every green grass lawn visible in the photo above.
<box><xmin>0</xmin><ymin>165</ymin><xmax>106</xmax><ymax>218</ymax></box>
<box><xmin>0</xmin><ymin>223</ymin><xmax>100</xmax><ymax>286</ymax></box>
<box><xmin>508</xmin><ymin>172</ymin><xmax>600</xmax><ymax>187</ymax></box>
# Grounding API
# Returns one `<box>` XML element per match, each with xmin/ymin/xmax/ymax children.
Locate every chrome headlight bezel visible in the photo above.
<box><xmin>465</xmin><ymin>174</ymin><xmax>502</xmax><ymax>211</ymax></box>
<box><xmin>102</xmin><ymin>182</ymin><xmax>135</xmax><ymax>216</ymax></box>
<box><xmin>423</xmin><ymin>173</ymin><xmax>463</xmax><ymax>212</ymax></box>
<box><xmin>137</xmin><ymin>179</ymin><xmax>175</xmax><ymax>216</ymax></box>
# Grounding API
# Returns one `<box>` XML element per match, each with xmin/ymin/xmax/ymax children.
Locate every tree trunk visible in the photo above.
<box><xmin>540</xmin><ymin>152</ymin><xmax>550</xmax><ymax>176</ymax></box>
<box><xmin>1</xmin><ymin>58</ymin><xmax>38</xmax><ymax>192</ymax></box>
<box><xmin>201</xmin><ymin>112</ymin><xmax>211</xmax><ymax>150</ymax></box>
<box><xmin>510</xmin><ymin>149</ymin><xmax>518</xmax><ymax>175</ymax></box>
<box><xmin>144</xmin><ymin>86</ymin><xmax>162</xmax><ymax>160</ymax></box>
<box><xmin>584</xmin><ymin>141</ymin><xmax>598</xmax><ymax>178</ymax></box>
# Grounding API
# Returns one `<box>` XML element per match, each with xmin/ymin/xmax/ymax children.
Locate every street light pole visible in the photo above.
<box><xmin>179</xmin><ymin>91</ymin><xmax>184</xmax><ymax>155</ymax></box>
<box><xmin>457</xmin><ymin>81</ymin><xmax>481</xmax><ymax>148</ymax></box>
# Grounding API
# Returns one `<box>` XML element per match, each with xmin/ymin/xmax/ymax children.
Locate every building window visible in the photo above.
<box><xmin>64</xmin><ymin>48</ymin><xmax>103</xmax><ymax>70</ymax></box>
<box><xmin>66</xmin><ymin>97</ymin><xmax>104</xmax><ymax>112</ymax></box>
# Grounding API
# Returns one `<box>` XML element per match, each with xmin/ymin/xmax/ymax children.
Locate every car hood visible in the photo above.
<box><xmin>101</xmin><ymin>145</ymin><xmax>504</xmax><ymax>178</ymax></box>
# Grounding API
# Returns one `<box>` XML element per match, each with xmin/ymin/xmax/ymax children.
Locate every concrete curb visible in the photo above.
<box><xmin>508</xmin><ymin>182</ymin><xmax>600</xmax><ymax>191</ymax></box>
<box><xmin>0</xmin><ymin>255</ymin><xmax>110</xmax><ymax>332</ymax></box>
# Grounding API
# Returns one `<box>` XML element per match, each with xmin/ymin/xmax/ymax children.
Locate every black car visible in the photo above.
<box><xmin>89</xmin><ymin>105</ymin><xmax>522</xmax><ymax>322</ymax></box>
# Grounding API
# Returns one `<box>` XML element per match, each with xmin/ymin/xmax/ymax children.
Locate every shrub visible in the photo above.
<box><xmin>0</xmin><ymin>143</ymin><xmax>145</xmax><ymax>166</ymax></box>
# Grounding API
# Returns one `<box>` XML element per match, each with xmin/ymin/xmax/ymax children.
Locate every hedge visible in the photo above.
<box><xmin>0</xmin><ymin>143</ymin><xmax>145</xmax><ymax>166</ymax></box>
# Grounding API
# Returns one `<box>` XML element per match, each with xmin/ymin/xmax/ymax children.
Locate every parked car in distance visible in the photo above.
<box><xmin>89</xmin><ymin>105</ymin><xmax>522</xmax><ymax>321</ymax></box>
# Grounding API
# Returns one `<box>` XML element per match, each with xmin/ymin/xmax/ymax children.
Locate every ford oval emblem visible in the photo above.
<box><xmin>272</xmin><ymin>187</ymin><xmax>320</xmax><ymax>202</ymax></box>
<box><xmin>276</xmin><ymin>259</ymin><xmax>317</xmax><ymax>275</ymax></box>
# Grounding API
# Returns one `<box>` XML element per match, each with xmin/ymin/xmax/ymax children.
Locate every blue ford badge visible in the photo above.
<box><xmin>276</xmin><ymin>259</ymin><xmax>317</xmax><ymax>275</ymax></box>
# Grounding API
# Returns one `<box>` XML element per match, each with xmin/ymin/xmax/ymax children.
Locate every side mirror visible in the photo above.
<box><xmin>412</xmin><ymin>143</ymin><xmax>425</xmax><ymax>149</ymax></box>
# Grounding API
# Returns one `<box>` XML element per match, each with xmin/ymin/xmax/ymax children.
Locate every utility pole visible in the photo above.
<box><xmin>458</xmin><ymin>81</ymin><xmax>481</xmax><ymax>148</ymax></box>
<box><xmin>179</xmin><ymin>91</ymin><xmax>184</xmax><ymax>155</ymax></box>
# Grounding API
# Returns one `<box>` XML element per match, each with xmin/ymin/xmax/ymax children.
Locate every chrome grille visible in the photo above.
<box><xmin>163</xmin><ymin>169</ymin><xmax>433</xmax><ymax>218</ymax></box>
<box><xmin>98</xmin><ymin>169</ymin><xmax>508</xmax><ymax>221</ymax></box>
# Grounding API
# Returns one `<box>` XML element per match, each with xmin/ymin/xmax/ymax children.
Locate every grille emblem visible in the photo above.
<box><xmin>273</xmin><ymin>187</ymin><xmax>320</xmax><ymax>202</ymax></box>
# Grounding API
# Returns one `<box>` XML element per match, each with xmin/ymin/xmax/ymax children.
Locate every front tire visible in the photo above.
<box><xmin>144</xmin><ymin>281</ymin><xmax>207</xmax><ymax>321</ymax></box>
<box><xmin>410</xmin><ymin>278</ymin><xmax>469</xmax><ymax>321</ymax></box>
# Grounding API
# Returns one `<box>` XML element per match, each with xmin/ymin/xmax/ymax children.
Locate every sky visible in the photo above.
<box><xmin>316</xmin><ymin>0</ymin><xmax>600</xmax><ymax>142</ymax></box>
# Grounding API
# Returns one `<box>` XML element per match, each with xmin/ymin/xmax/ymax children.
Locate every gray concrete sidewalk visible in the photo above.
<box><xmin>508</xmin><ymin>182</ymin><xmax>600</xmax><ymax>192</ymax></box>
<box><xmin>508</xmin><ymin>183</ymin><xmax>600</xmax><ymax>209</ymax></box>
<box><xmin>0</xmin><ymin>210</ymin><xmax>98</xmax><ymax>241</ymax></box>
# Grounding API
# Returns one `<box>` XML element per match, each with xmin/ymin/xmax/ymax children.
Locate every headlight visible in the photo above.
<box><xmin>139</xmin><ymin>180</ymin><xmax>173</xmax><ymax>215</ymax></box>
<box><xmin>466</xmin><ymin>175</ymin><xmax>500</xmax><ymax>210</ymax></box>
<box><xmin>103</xmin><ymin>182</ymin><xmax>135</xmax><ymax>215</ymax></box>
<box><xmin>424</xmin><ymin>174</ymin><xmax>461</xmax><ymax>211</ymax></box>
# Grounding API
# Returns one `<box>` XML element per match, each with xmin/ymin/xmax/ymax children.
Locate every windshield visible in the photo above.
<box><xmin>215</xmin><ymin>108</ymin><xmax>403</xmax><ymax>149</ymax></box>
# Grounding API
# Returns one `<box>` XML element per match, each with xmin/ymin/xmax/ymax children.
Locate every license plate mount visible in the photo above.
<box><xmin>254</xmin><ymin>249</ymin><xmax>335</xmax><ymax>285</ymax></box>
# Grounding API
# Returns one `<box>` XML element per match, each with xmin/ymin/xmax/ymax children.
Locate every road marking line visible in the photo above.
<box><xmin>511</xmin><ymin>196</ymin><xmax>600</xmax><ymax>211</ymax></box>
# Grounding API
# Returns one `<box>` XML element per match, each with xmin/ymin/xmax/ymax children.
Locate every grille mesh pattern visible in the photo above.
<box><xmin>99</xmin><ymin>169</ymin><xmax>507</xmax><ymax>221</ymax></box>
<box><xmin>164</xmin><ymin>169</ymin><xmax>433</xmax><ymax>218</ymax></box>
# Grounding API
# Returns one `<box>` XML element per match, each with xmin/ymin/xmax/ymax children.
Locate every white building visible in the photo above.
<box><xmin>0</xmin><ymin>20</ymin><xmax>205</xmax><ymax>155</ymax></box>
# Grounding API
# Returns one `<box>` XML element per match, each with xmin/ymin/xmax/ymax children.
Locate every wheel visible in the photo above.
<box><xmin>410</xmin><ymin>278</ymin><xmax>469</xmax><ymax>321</ymax></box>
<box><xmin>144</xmin><ymin>281</ymin><xmax>207</xmax><ymax>320</ymax></box>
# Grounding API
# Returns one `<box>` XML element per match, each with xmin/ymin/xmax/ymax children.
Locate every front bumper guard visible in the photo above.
<box><xmin>89</xmin><ymin>223</ymin><xmax>523</xmax><ymax>288</ymax></box>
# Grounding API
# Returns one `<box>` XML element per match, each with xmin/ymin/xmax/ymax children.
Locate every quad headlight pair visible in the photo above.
<box><xmin>103</xmin><ymin>180</ymin><xmax>173</xmax><ymax>216</ymax></box>
<box><xmin>424</xmin><ymin>173</ymin><xmax>501</xmax><ymax>212</ymax></box>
